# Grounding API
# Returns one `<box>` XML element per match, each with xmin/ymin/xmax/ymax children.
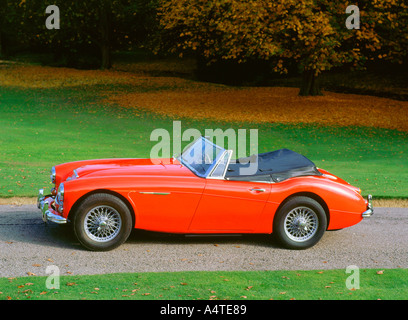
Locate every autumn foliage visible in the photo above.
<box><xmin>156</xmin><ymin>0</ymin><xmax>408</xmax><ymax>95</ymax></box>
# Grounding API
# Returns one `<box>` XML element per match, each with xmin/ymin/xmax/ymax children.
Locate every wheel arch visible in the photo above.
<box><xmin>67</xmin><ymin>189</ymin><xmax>136</xmax><ymax>227</ymax></box>
<box><xmin>274</xmin><ymin>192</ymin><xmax>330</xmax><ymax>229</ymax></box>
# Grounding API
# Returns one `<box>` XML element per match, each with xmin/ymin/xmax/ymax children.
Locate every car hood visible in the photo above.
<box><xmin>72</xmin><ymin>158</ymin><xmax>192</xmax><ymax>179</ymax></box>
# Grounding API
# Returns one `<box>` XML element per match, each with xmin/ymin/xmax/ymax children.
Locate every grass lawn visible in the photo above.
<box><xmin>1</xmin><ymin>269</ymin><xmax>407</xmax><ymax>300</ymax></box>
<box><xmin>0</xmin><ymin>83</ymin><xmax>407</xmax><ymax>198</ymax></box>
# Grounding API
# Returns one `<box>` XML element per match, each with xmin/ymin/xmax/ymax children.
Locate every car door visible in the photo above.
<box><xmin>129</xmin><ymin>174</ymin><xmax>206</xmax><ymax>233</ymax></box>
<box><xmin>188</xmin><ymin>178</ymin><xmax>271</xmax><ymax>232</ymax></box>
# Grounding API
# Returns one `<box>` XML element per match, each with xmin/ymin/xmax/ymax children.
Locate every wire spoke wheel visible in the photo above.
<box><xmin>84</xmin><ymin>205</ymin><xmax>122</xmax><ymax>242</ymax></box>
<box><xmin>284</xmin><ymin>206</ymin><xmax>318</xmax><ymax>242</ymax></box>
<box><xmin>74</xmin><ymin>193</ymin><xmax>133</xmax><ymax>251</ymax></box>
<box><xmin>274</xmin><ymin>196</ymin><xmax>326</xmax><ymax>249</ymax></box>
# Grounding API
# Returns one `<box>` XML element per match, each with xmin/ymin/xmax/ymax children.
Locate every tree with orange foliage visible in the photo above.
<box><xmin>156</xmin><ymin>0</ymin><xmax>407</xmax><ymax>96</ymax></box>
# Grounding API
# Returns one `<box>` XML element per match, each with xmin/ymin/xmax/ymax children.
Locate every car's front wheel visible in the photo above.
<box><xmin>273</xmin><ymin>196</ymin><xmax>327</xmax><ymax>249</ymax></box>
<box><xmin>73</xmin><ymin>193</ymin><xmax>133</xmax><ymax>251</ymax></box>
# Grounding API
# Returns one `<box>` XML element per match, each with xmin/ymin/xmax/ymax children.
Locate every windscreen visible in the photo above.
<box><xmin>179</xmin><ymin>137</ymin><xmax>225</xmax><ymax>177</ymax></box>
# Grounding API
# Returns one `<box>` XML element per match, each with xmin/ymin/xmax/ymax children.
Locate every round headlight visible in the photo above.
<box><xmin>50</xmin><ymin>167</ymin><xmax>56</xmax><ymax>184</ymax></box>
<box><xmin>58</xmin><ymin>183</ymin><xmax>64</xmax><ymax>199</ymax></box>
<box><xmin>57</xmin><ymin>183</ymin><xmax>64</xmax><ymax>213</ymax></box>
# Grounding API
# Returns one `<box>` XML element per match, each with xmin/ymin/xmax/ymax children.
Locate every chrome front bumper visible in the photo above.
<box><xmin>38</xmin><ymin>188</ymin><xmax>67</xmax><ymax>224</ymax></box>
<box><xmin>362</xmin><ymin>194</ymin><xmax>374</xmax><ymax>218</ymax></box>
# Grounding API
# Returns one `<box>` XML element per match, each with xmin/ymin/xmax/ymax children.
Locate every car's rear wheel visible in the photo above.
<box><xmin>273</xmin><ymin>196</ymin><xmax>327</xmax><ymax>249</ymax></box>
<box><xmin>73</xmin><ymin>193</ymin><xmax>133</xmax><ymax>251</ymax></box>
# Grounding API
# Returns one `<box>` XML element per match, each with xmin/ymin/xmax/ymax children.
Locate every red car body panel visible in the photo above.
<box><xmin>49</xmin><ymin>157</ymin><xmax>368</xmax><ymax>234</ymax></box>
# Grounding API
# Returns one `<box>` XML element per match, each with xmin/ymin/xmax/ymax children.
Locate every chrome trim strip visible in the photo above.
<box><xmin>139</xmin><ymin>192</ymin><xmax>171</xmax><ymax>195</ymax></box>
<box><xmin>225</xmin><ymin>178</ymin><xmax>273</xmax><ymax>184</ymax></box>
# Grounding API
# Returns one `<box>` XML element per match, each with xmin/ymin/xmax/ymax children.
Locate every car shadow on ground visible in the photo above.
<box><xmin>1</xmin><ymin>219</ymin><xmax>285</xmax><ymax>250</ymax></box>
<box><xmin>0</xmin><ymin>208</ymin><xmax>345</xmax><ymax>251</ymax></box>
<box><xmin>127</xmin><ymin>229</ymin><xmax>280</xmax><ymax>248</ymax></box>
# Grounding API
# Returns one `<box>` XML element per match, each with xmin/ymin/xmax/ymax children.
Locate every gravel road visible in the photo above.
<box><xmin>0</xmin><ymin>205</ymin><xmax>407</xmax><ymax>278</ymax></box>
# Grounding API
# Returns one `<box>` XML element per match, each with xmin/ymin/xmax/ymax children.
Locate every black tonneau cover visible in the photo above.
<box><xmin>225</xmin><ymin>149</ymin><xmax>321</xmax><ymax>182</ymax></box>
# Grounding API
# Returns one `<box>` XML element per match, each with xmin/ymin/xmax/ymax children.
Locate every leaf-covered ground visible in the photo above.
<box><xmin>2</xmin><ymin>62</ymin><xmax>407</xmax><ymax>132</ymax></box>
<box><xmin>105</xmin><ymin>86</ymin><xmax>408</xmax><ymax>132</ymax></box>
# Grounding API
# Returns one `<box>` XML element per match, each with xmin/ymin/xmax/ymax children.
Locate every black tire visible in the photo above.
<box><xmin>273</xmin><ymin>196</ymin><xmax>327</xmax><ymax>250</ymax></box>
<box><xmin>73</xmin><ymin>193</ymin><xmax>133</xmax><ymax>251</ymax></box>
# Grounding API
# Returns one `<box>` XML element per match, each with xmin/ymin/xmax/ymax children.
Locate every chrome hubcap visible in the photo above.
<box><xmin>84</xmin><ymin>206</ymin><xmax>122</xmax><ymax>242</ymax></box>
<box><xmin>284</xmin><ymin>206</ymin><xmax>318</xmax><ymax>242</ymax></box>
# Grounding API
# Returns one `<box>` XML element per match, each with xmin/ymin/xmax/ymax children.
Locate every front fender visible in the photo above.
<box><xmin>61</xmin><ymin>177</ymin><xmax>137</xmax><ymax>221</ymax></box>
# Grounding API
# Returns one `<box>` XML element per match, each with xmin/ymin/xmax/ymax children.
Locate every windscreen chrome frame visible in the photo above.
<box><xmin>177</xmin><ymin>137</ymin><xmax>232</xmax><ymax>180</ymax></box>
<box><xmin>206</xmin><ymin>149</ymin><xmax>233</xmax><ymax>180</ymax></box>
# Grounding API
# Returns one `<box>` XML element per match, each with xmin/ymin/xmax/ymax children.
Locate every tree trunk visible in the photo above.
<box><xmin>0</xmin><ymin>31</ymin><xmax>3</xmax><ymax>58</ymax></box>
<box><xmin>101</xmin><ymin>44</ymin><xmax>112</xmax><ymax>70</ymax></box>
<box><xmin>99</xmin><ymin>0</ymin><xmax>112</xmax><ymax>69</ymax></box>
<box><xmin>299</xmin><ymin>70</ymin><xmax>322</xmax><ymax>96</ymax></box>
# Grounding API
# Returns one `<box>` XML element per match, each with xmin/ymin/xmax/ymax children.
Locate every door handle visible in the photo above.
<box><xmin>250</xmin><ymin>188</ymin><xmax>266</xmax><ymax>192</ymax></box>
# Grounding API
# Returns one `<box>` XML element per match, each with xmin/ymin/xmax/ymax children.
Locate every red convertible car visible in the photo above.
<box><xmin>37</xmin><ymin>136</ymin><xmax>373</xmax><ymax>251</ymax></box>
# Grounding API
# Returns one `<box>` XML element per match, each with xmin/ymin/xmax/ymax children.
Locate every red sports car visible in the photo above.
<box><xmin>37</xmin><ymin>136</ymin><xmax>373</xmax><ymax>251</ymax></box>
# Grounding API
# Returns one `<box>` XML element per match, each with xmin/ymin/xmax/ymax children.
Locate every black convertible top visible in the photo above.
<box><xmin>225</xmin><ymin>149</ymin><xmax>322</xmax><ymax>182</ymax></box>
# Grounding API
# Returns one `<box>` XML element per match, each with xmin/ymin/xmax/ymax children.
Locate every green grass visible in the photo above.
<box><xmin>0</xmin><ymin>85</ymin><xmax>407</xmax><ymax>198</ymax></box>
<box><xmin>1</xmin><ymin>269</ymin><xmax>407</xmax><ymax>300</ymax></box>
